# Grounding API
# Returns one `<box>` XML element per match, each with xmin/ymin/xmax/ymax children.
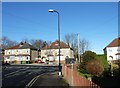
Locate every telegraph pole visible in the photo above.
<box><xmin>77</xmin><ymin>34</ymin><xmax>80</xmax><ymax>62</ymax></box>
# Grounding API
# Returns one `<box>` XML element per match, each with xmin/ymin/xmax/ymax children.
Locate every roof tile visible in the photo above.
<box><xmin>106</xmin><ymin>37</ymin><xmax>120</xmax><ymax>47</ymax></box>
<box><xmin>5</xmin><ymin>42</ymin><xmax>37</xmax><ymax>50</ymax></box>
<box><xmin>42</xmin><ymin>40</ymin><xmax>71</xmax><ymax>50</ymax></box>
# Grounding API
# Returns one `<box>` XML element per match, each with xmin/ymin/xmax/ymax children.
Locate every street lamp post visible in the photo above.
<box><xmin>48</xmin><ymin>9</ymin><xmax>62</xmax><ymax>76</ymax></box>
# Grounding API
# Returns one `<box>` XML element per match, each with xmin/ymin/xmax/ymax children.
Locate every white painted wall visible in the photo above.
<box><xmin>4</xmin><ymin>49</ymin><xmax>37</xmax><ymax>63</ymax></box>
<box><xmin>5</xmin><ymin>49</ymin><xmax>30</xmax><ymax>55</ymax></box>
<box><xmin>41</xmin><ymin>48</ymin><xmax>74</xmax><ymax>62</ymax></box>
<box><xmin>106</xmin><ymin>47</ymin><xmax>120</xmax><ymax>61</ymax></box>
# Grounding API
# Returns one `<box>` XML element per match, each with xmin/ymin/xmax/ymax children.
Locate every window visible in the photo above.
<box><xmin>26</xmin><ymin>57</ymin><xmax>28</xmax><ymax>59</ymax></box>
<box><xmin>117</xmin><ymin>48</ymin><xmax>120</xmax><ymax>52</ymax></box>
<box><xmin>109</xmin><ymin>49</ymin><xmax>112</xmax><ymax>52</ymax></box>
<box><xmin>118</xmin><ymin>55</ymin><xmax>120</xmax><ymax>60</ymax></box>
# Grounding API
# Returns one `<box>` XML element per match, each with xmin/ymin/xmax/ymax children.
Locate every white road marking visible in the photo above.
<box><xmin>24</xmin><ymin>73</ymin><xmax>47</xmax><ymax>88</ymax></box>
<box><xmin>25</xmin><ymin>75</ymin><xmax>39</xmax><ymax>88</ymax></box>
<box><xmin>4</xmin><ymin>68</ymin><xmax>28</xmax><ymax>77</ymax></box>
<box><xmin>3</xmin><ymin>68</ymin><xmax>42</xmax><ymax>79</ymax></box>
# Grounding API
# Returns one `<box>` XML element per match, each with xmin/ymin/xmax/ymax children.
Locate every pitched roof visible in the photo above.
<box><xmin>5</xmin><ymin>42</ymin><xmax>37</xmax><ymax>50</ymax></box>
<box><xmin>106</xmin><ymin>37</ymin><xmax>120</xmax><ymax>48</ymax></box>
<box><xmin>42</xmin><ymin>40</ymin><xmax>72</xmax><ymax>50</ymax></box>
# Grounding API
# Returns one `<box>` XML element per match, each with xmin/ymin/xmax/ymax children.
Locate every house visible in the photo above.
<box><xmin>0</xmin><ymin>49</ymin><xmax>4</xmax><ymax>63</ymax></box>
<box><xmin>4</xmin><ymin>42</ymin><xmax>38</xmax><ymax>64</ymax></box>
<box><xmin>41</xmin><ymin>40</ymin><xmax>74</xmax><ymax>64</ymax></box>
<box><xmin>103</xmin><ymin>37</ymin><xmax>120</xmax><ymax>63</ymax></box>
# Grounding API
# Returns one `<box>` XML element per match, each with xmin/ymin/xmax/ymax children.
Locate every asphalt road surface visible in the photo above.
<box><xmin>2</xmin><ymin>65</ymin><xmax>59</xmax><ymax>87</ymax></box>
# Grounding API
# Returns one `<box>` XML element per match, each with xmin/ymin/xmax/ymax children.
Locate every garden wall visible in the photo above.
<box><xmin>62</xmin><ymin>64</ymin><xmax>100</xmax><ymax>87</ymax></box>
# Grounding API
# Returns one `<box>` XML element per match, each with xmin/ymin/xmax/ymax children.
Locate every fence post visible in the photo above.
<box><xmin>65</xmin><ymin>65</ymin><xmax>66</xmax><ymax>78</ymax></box>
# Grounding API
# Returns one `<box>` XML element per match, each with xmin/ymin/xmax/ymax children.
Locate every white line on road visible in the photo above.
<box><xmin>4</xmin><ymin>68</ymin><xmax>28</xmax><ymax>77</ymax></box>
<box><xmin>25</xmin><ymin>75</ymin><xmax>39</xmax><ymax>88</ymax></box>
<box><xmin>24</xmin><ymin>73</ymin><xmax>47</xmax><ymax>88</ymax></box>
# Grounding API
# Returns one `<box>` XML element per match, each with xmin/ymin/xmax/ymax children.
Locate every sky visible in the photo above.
<box><xmin>2</xmin><ymin>2</ymin><xmax>118</xmax><ymax>54</ymax></box>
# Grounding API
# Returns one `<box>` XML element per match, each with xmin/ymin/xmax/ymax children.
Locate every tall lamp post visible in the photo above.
<box><xmin>48</xmin><ymin>9</ymin><xmax>62</xmax><ymax>76</ymax></box>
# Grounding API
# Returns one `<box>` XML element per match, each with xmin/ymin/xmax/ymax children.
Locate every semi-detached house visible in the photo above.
<box><xmin>4</xmin><ymin>42</ymin><xmax>38</xmax><ymax>64</ymax></box>
<box><xmin>103</xmin><ymin>37</ymin><xmax>120</xmax><ymax>63</ymax></box>
<box><xmin>41</xmin><ymin>40</ymin><xmax>74</xmax><ymax>64</ymax></box>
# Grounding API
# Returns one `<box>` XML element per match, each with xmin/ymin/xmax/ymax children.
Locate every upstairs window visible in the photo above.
<box><xmin>8</xmin><ymin>52</ymin><xmax>10</xmax><ymax>54</ymax></box>
<box><xmin>108</xmin><ymin>49</ymin><xmax>112</xmax><ymax>52</ymax></box>
<box><xmin>117</xmin><ymin>48</ymin><xmax>120</xmax><ymax>52</ymax></box>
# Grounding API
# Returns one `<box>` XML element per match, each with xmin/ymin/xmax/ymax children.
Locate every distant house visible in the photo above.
<box><xmin>0</xmin><ymin>49</ymin><xmax>5</xmax><ymax>63</ymax></box>
<box><xmin>4</xmin><ymin>42</ymin><xmax>38</xmax><ymax>64</ymax></box>
<box><xmin>41</xmin><ymin>40</ymin><xmax>74</xmax><ymax>64</ymax></box>
<box><xmin>103</xmin><ymin>37</ymin><xmax>120</xmax><ymax>63</ymax></box>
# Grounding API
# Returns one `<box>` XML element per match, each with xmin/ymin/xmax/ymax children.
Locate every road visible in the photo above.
<box><xmin>2</xmin><ymin>65</ymin><xmax>59</xmax><ymax>87</ymax></box>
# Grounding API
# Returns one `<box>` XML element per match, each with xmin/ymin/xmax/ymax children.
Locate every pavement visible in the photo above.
<box><xmin>25</xmin><ymin>71</ymin><xmax>70</xmax><ymax>88</ymax></box>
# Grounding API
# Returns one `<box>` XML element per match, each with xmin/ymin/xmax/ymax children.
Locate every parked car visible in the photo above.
<box><xmin>35</xmin><ymin>59</ymin><xmax>44</xmax><ymax>63</ymax></box>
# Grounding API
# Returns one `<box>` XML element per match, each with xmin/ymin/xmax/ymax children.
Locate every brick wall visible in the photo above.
<box><xmin>62</xmin><ymin>64</ymin><xmax>99</xmax><ymax>87</ymax></box>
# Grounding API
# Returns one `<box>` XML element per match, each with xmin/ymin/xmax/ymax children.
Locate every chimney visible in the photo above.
<box><xmin>20</xmin><ymin>42</ymin><xmax>24</xmax><ymax>47</ymax></box>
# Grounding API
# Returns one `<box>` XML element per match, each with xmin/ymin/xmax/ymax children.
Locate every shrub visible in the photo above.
<box><xmin>85</xmin><ymin>59</ymin><xmax>104</xmax><ymax>76</ymax></box>
<box><xmin>78</xmin><ymin>51</ymin><xmax>97</xmax><ymax>73</ymax></box>
<box><xmin>78</xmin><ymin>62</ymin><xmax>88</xmax><ymax>74</ymax></box>
<box><xmin>82</xmin><ymin>51</ymin><xmax>97</xmax><ymax>63</ymax></box>
<box><xmin>102</xmin><ymin>68</ymin><xmax>111</xmax><ymax>77</ymax></box>
<box><xmin>96</xmin><ymin>54</ymin><xmax>109</xmax><ymax>69</ymax></box>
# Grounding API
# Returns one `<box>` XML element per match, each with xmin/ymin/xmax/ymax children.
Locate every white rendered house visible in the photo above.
<box><xmin>41</xmin><ymin>40</ymin><xmax>74</xmax><ymax>64</ymax></box>
<box><xmin>4</xmin><ymin>42</ymin><xmax>38</xmax><ymax>64</ymax></box>
<box><xmin>103</xmin><ymin>37</ymin><xmax>120</xmax><ymax>63</ymax></box>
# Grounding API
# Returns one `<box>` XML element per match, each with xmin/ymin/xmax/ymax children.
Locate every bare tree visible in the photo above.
<box><xmin>46</xmin><ymin>41</ymin><xmax>52</xmax><ymax>45</ymax></box>
<box><xmin>63</xmin><ymin>33</ymin><xmax>91</xmax><ymax>55</ymax></box>
<box><xmin>0</xmin><ymin>36</ymin><xmax>18</xmax><ymax>49</ymax></box>
<box><xmin>63</xmin><ymin>33</ymin><xmax>71</xmax><ymax>46</ymax></box>
<box><xmin>30</xmin><ymin>39</ymin><xmax>47</xmax><ymax>49</ymax></box>
<box><xmin>21</xmin><ymin>37</ymin><xmax>29</xmax><ymax>43</ymax></box>
<box><xmin>63</xmin><ymin>33</ymin><xmax>78</xmax><ymax>54</ymax></box>
<box><xmin>80</xmin><ymin>38</ymin><xmax>90</xmax><ymax>54</ymax></box>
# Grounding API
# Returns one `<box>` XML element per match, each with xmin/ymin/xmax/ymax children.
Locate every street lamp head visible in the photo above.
<box><xmin>48</xmin><ymin>9</ymin><xmax>54</xmax><ymax>12</ymax></box>
<box><xmin>48</xmin><ymin>9</ymin><xmax>58</xmax><ymax>13</ymax></box>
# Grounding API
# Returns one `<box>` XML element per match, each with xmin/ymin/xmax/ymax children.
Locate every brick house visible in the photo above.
<box><xmin>4</xmin><ymin>42</ymin><xmax>38</xmax><ymax>64</ymax></box>
<box><xmin>103</xmin><ymin>37</ymin><xmax>120</xmax><ymax>63</ymax></box>
<box><xmin>41</xmin><ymin>40</ymin><xmax>74</xmax><ymax>64</ymax></box>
